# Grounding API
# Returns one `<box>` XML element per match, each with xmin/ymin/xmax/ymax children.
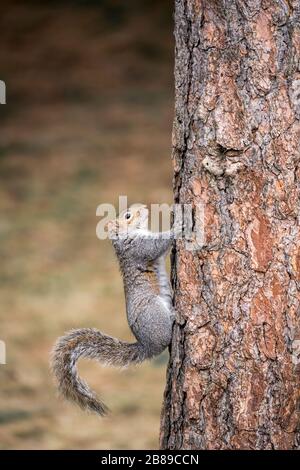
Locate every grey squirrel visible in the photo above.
<box><xmin>51</xmin><ymin>204</ymin><xmax>177</xmax><ymax>415</ymax></box>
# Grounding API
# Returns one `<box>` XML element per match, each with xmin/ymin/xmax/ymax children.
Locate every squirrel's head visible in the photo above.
<box><xmin>106</xmin><ymin>204</ymin><xmax>149</xmax><ymax>238</ymax></box>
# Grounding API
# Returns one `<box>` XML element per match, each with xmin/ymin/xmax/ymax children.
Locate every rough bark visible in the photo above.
<box><xmin>160</xmin><ymin>0</ymin><xmax>300</xmax><ymax>450</ymax></box>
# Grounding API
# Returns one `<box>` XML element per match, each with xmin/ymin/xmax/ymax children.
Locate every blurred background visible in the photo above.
<box><xmin>0</xmin><ymin>0</ymin><xmax>174</xmax><ymax>449</ymax></box>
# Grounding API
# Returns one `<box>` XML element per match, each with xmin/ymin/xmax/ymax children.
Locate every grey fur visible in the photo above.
<box><xmin>51</xmin><ymin>205</ymin><xmax>175</xmax><ymax>416</ymax></box>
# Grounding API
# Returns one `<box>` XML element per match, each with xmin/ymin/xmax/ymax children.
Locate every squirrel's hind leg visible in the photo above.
<box><xmin>131</xmin><ymin>298</ymin><xmax>173</xmax><ymax>357</ymax></box>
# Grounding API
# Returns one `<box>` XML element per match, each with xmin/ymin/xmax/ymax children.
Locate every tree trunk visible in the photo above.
<box><xmin>160</xmin><ymin>0</ymin><xmax>300</xmax><ymax>450</ymax></box>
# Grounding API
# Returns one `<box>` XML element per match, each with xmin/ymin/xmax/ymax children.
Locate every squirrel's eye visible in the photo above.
<box><xmin>124</xmin><ymin>212</ymin><xmax>131</xmax><ymax>220</ymax></box>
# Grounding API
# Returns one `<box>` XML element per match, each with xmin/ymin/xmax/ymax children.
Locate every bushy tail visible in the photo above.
<box><xmin>51</xmin><ymin>328</ymin><xmax>148</xmax><ymax>416</ymax></box>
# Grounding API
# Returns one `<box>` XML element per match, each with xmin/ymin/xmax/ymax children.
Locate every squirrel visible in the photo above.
<box><xmin>51</xmin><ymin>203</ymin><xmax>177</xmax><ymax>416</ymax></box>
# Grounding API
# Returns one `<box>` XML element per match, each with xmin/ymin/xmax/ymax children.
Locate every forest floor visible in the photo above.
<box><xmin>0</xmin><ymin>0</ymin><xmax>174</xmax><ymax>449</ymax></box>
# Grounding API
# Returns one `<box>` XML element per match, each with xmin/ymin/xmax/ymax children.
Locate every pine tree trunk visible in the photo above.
<box><xmin>160</xmin><ymin>0</ymin><xmax>300</xmax><ymax>450</ymax></box>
